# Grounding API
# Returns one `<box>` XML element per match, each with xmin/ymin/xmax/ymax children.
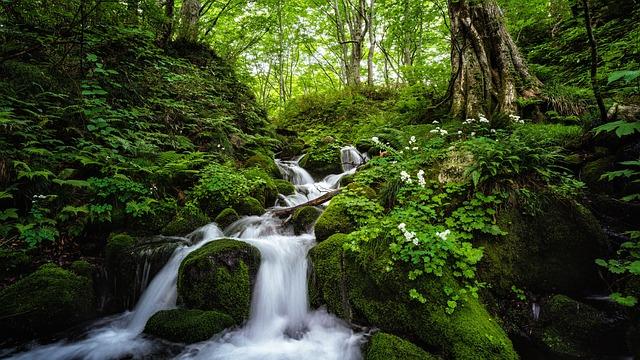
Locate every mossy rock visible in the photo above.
<box><xmin>244</xmin><ymin>152</ymin><xmax>279</xmax><ymax>178</ymax></box>
<box><xmin>105</xmin><ymin>233</ymin><xmax>136</xmax><ymax>267</ymax></box>
<box><xmin>178</xmin><ymin>239</ymin><xmax>260</xmax><ymax>323</ymax></box>
<box><xmin>314</xmin><ymin>185</ymin><xmax>377</xmax><ymax>242</ymax></box>
<box><xmin>0</xmin><ymin>248</ymin><xmax>30</xmax><ymax>280</ymax></box>
<box><xmin>309</xmin><ymin>234</ymin><xmax>517</xmax><ymax>360</ymax></box>
<box><xmin>234</xmin><ymin>196</ymin><xmax>265</xmax><ymax>216</ymax></box>
<box><xmin>291</xmin><ymin>206</ymin><xmax>322</xmax><ymax>235</ymax></box>
<box><xmin>299</xmin><ymin>143</ymin><xmax>343</xmax><ymax>176</ymax></box>
<box><xmin>0</xmin><ymin>264</ymin><xmax>95</xmax><ymax>339</ymax></box>
<box><xmin>214</xmin><ymin>208</ymin><xmax>239</xmax><ymax>229</ymax></box>
<box><xmin>69</xmin><ymin>260</ymin><xmax>93</xmax><ymax>279</ymax></box>
<box><xmin>365</xmin><ymin>332</ymin><xmax>440</xmax><ymax>360</ymax></box>
<box><xmin>274</xmin><ymin>179</ymin><xmax>295</xmax><ymax>195</ymax></box>
<box><xmin>581</xmin><ymin>156</ymin><xmax>616</xmax><ymax>192</ymax></box>
<box><xmin>535</xmin><ymin>295</ymin><xmax>625</xmax><ymax>357</ymax></box>
<box><xmin>479</xmin><ymin>197</ymin><xmax>608</xmax><ymax>296</ymax></box>
<box><xmin>106</xmin><ymin>235</ymin><xmax>189</xmax><ymax>311</ymax></box>
<box><xmin>144</xmin><ymin>308</ymin><xmax>235</xmax><ymax>343</ymax></box>
<box><xmin>162</xmin><ymin>204</ymin><xmax>211</xmax><ymax>236</ymax></box>
<box><xmin>243</xmin><ymin>167</ymin><xmax>279</xmax><ymax>206</ymax></box>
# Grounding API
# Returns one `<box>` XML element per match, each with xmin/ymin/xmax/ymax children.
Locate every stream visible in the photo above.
<box><xmin>3</xmin><ymin>146</ymin><xmax>367</xmax><ymax>360</ymax></box>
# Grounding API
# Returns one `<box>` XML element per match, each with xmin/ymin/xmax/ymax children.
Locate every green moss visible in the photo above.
<box><xmin>244</xmin><ymin>153</ymin><xmax>279</xmax><ymax>178</ymax></box>
<box><xmin>0</xmin><ymin>248</ymin><xmax>30</xmax><ymax>280</ymax></box>
<box><xmin>314</xmin><ymin>186</ymin><xmax>379</xmax><ymax>242</ymax></box>
<box><xmin>537</xmin><ymin>295</ymin><xmax>616</xmax><ymax>357</ymax></box>
<box><xmin>144</xmin><ymin>308</ymin><xmax>234</xmax><ymax>343</ymax></box>
<box><xmin>581</xmin><ymin>156</ymin><xmax>616</xmax><ymax>192</ymax></box>
<box><xmin>479</xmin><ymin>197</ymin><xmax>608</xmax><ymax>296</ymax></box>
<box><xmin>234</xmin><ymin>196</ymin><xmax>265</xmax><ymax>216</ymax></box>
<box><xmin>365</xmin><ymin>332</ymin><xmax>440</xmax><ymax>360</ymax></box>
<box><xmin>0</xmin><ymin>264</ymin><xmax>95</xmax><ymax>339</ymax></box>
<box><xmin>178</xmin><ymin>239</ymin><xmax>260</xmax><ymax>322</ymax></box>
<box><xmin>162</xmin><ymin>204</ymin><xmax>211</xmax><ymax>236</ymax></box>
<box><xmin>309</xmin><ymin>235</ymin><xmax>517</xmax><ymax>360</ymax></box>
<box><xmin>69</xmin><ymin>260</ymin><xmax>93</xmax><ymax>279</ymax></box>
<box><xmin>299</xmin><ymin>143</ymin><xmax>343</xmax><ymax>176</ymax></box>
<box><xmin>105</xmin><ymin>233</ymin><xmax>136</xmax><ymax>266</ymax></box>
<box><xmin>242</xmin><ymin>168</ymin><xmax>279</xmax><ymax>206</ymax></box>
<box><xmin>214</xmin><ymin>208</ymin><xmax>239</xmax><ymax>229</ymax></box>
<box><xmin>274</xmin><ymin>179</ymin><xmax>295</xmax><ymax>195</ymax></box>
<box><xmin>291</xmin><ymin>206</ymin><xmax>322</xmax><ymax>235</ymax></box>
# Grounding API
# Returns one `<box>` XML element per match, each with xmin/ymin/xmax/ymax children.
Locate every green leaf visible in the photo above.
<box><xmin>608</xmin><ymin>70</ymin><xmax>640</xmax><ymax>84</ymax></box>
<box><xmin>628</xmin><ymin>261</ymin><xmax>640</xmax><ymax>275</ymax></box>
<box><xmin>610</xmin><ymin>293</ymin><xmax>638</xmax><ymax>307</ymax></box>
<box><xmin>594</xmin><ymin>120</ymin><xmax>640</xmax><ymax>137</ymax></box>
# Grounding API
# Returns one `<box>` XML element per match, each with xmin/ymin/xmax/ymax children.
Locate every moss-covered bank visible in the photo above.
<box><xmin>144</xmin><ymin>308</ymin><xmax>235</xmax><ymax>343</ymax></box>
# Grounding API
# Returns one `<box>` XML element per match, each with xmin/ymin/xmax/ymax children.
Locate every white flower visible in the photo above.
<box><xmin>410</xmin><ymin>136</ymin><xmax>416</xmax><ymax>143</ymax></box>
<box><xmin>457</xmin><ymin>130</ymin><xmax>463</xmax><ymax>135</ymax></box>
<box><xmin>432</xmin><ymin>120</ymin><xmax>440</xmax><ymax>124</ymax></box>
<box><xmin>436</xmin><ymin>229</ymin><xmax>451</xmax><ymax>241</ymax></box>
<box><xmin>412</xmin><ymin>238</ymin><xmax>420</xmax><ymax>246</ymax></box>
<box><xmin>490</xmin><ymin>129</ymin><xmax>496</xmax><ymax>133</ymax></box>
<box><xmin>417</xmin><ymin>170</ymin><xmax>426</xmax><ymax>187</ymax></box>
<box><xmin>371</xmin><ymin>136</ymin><xmax>380</xmax><ymax>144</ymax></box>
<box><xmin>412</xmin><ymin>147</ymin><xmax>419</xmax><ymax>151</ymax></box>
<box><xmin>217</xmin><ymin>144</ymin><xmax>221</xmax><ymax>148</ymax></box>
<box><xmin>398</xmin><ymin>223</ymin><xmax>406</xmax><ymax>230</ymax></box>
<box><xmin>440</xmin><ymin>129</ymin><xmax>448</xmax><ymax>135</ymax></box>
<box><xmin>405</xmin><ymin>146</ymin><xmax>410</xmax><ymax>150</ymax></box>
<box><xmin>471</xmin><ymin>132</ymin><xmax>476</xmax><ymax>136</ymax></box>
<box><xmin>400</xmin><ymin>171</ymin><xmax>412</xmax><ymax>183</ymax></box>
<box><xmin>429</xmin><ymin>129</ymin><xmax>439</xmax><ymax>134</ymax></box>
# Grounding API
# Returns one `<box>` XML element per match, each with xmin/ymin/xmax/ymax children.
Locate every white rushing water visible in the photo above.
<box><xmin>5</xmin><ymin>147</ymin><xmax>366</xmax><ymax>360</ymax></box>
<box><xmin>5</xmin><ymin>224</ymin><xmax>225</xmax><ymax>360</ymax></box>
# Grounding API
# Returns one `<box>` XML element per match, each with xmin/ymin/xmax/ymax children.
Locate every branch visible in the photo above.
<box><xmin>271</xmin><ymin>189</ymin><xmax>341</xmax><ymax>217</ymax></box>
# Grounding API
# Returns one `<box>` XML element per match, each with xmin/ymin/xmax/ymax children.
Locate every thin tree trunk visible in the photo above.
<box><xmin>367</xmin><ymin>0</ymin><xmax>375</xmax><ymax>85</ymax></box>
<box><xmin>581</xmin><ymin>0</ymin><xmax>607</xmax><ymax>123</ymax></box>
<box><xmin>178</xmin><ymin>0</ymin><xmax>201</xmax><ymax>43</ymax></box>
<box><xmin>447</xmin><ymin>0</ymin><xmax>540</xmax><ymax>119</ymax></box>
<box><xmin>160</xmin><ymin>0</ymin><xmax>175</xmax><ymax>46</ymax></box>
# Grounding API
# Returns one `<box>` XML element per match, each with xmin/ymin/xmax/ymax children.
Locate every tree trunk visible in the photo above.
<box><xmin>160</xmin><ymin>0</ymin><xmax>175</xmax><ymax>47</ymax></box>
<box><xmin>178</xmin><ymin>0</ymin><xmax>201</xmax><ymax>43</ymax></box>
<box><xmin>448</xmin><ymin>0</ymin><xmax>539</xmax><ymax>119</ymax></box>
<box><xmin>367</xmin><ymin>0</ymin><xmax>375</xmax><ymax>85</ymax></box>
<box><xmin>581</xmin><ymin>0</ymin><xmax>607</xmax><ymax>123</ymax></box>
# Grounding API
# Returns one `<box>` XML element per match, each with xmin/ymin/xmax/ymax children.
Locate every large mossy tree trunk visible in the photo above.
<box><xmin>447</xmin><ymin>0</ymin><xmax>540</xmax><ymax>119</ymax></box>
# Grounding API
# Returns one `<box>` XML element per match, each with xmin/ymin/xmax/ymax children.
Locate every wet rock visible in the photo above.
<box><xmin>214</xmin><ymin>208</ymin><xmax>239</xmax><ymax>229</ymax></box>
<box><xmin>162</xmin><ymin>204</ymin><xmax>211</xmax><ymax>237</ymax></box>
<box><xmin>290</xmin><ymin>206</ymin><xmax>322</xmax><ymax>235</ymax></box>
<box><xmin>0</xmin><ymin>264</ymin><xmax>95</xmax><ymax>339</ymax></box>
<box><xmin>234</xmin><ymin>196</ymin><xmax>265</xmax><ymax>216</ymax></box>
<box><xmin>274</xmin><ymin>179</ymin><xmax>295</xmax><ymax>195</ymax></box>
<box><xmin>144</xmin><ymin>308</ymin><xmax>235</xmax><ymax>343</ymax></box>
<box><xmin>178</xmin><ymin>239</ymin><xmax>260</xmax><ymax>323</ymax></box>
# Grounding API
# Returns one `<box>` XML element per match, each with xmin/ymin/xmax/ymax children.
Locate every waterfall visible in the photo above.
<box><xmin>340</xmin><ymin>146</ymin><xmax>367</xmax><ymax>172</ymax></box>
<box><xmin>178</xmin><ymin>155</ymin><xmax>364</xmax><ymax>360</ymax></box>
<box><xmin>5</xmin><ymin>224</ymin><xmax>224</xmax><ymax>360</ymax></box>
<box><xmin>5</xmin><ymin>148</ymin><xmax>367</xmax><ymax>360</ymax></box>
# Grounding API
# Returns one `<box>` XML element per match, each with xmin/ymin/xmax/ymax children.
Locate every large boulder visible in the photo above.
<box><xmin>291</xmin><ymin>206</ymin><xmax>322</xmax><ymax>235</ymax></box>
<box><xmin>0</xmin><ymin>264</ymin><xmax>95</xmax><ymax>339</ymax></box>
<box><xmin>214</xmin><ymin>208</ymin><xmax>239</xmax><ymax>229</ymax></box>
<box><xmin>299</xmin><ymin>143</ymin><xmax>343</xmax><ymax>177</ymax></box>
<box><xmin>309</xmin><ymin>234</ymin><xmax>517</xmax><ymax>360</ymax></box>
<box><xmin>479</xmin><ymin>198</ymin><xmax>608</xmax><ymax>296</ymax></box>
<box><xmin>534</xmin><ymin>295</ymin><xmax>627</xmax><ymax>357</ymax></box>
<box><xmin>365</xmin><ymin>332</ymin><xmax>440</xmax><ymax>360</ymax></box>
<box><xmin>105</xmin><ymin>234</ymin><xmax>189</xmax><ymax>311</ymax></box>
<box><xmin>162</xmin><ymin>204</ymin><xmax>211</xmax><ymax>236</ymax></box>
<box><xmin>144</xmin><ymin>308</ymin><xmax>235</xmax><ymax>343</ymax></box>
<box><xmin>178</xmin><ymin>239</ymin><xmax>260</xmax><ymax>323</ymax></box>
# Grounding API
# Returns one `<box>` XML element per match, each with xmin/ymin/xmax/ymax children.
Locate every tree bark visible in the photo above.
<box><xmin>581</xmin><ymin>0</ymin><xmax>607</xmax><ymax>123</ymax></box>
<box><xmin>159</xmin><ymin>0</ymin><xmax>175</xmax><ymax>47</ymax></box>
<box><xmin>447</xmin><ymin>0</ymin><xmax>540</xmax><ymax>119</ymax></box>
<box><xmin>178</xmin><ymin>0</ymin><xmax>201</xmax><ymax>43</ymax></box>
<box><xmin>367</xmin><ymin>0</ymin><xmax>375</xmax><ymax>85</ymax></box>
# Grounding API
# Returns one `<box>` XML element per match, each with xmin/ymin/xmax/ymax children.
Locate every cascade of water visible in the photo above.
<box><xmin>340</xmin><ymin>146</ymin><xmax>367</xmax><ymax>172</ymax></box>
<box><xmin>5</xmin><ymin>147</ymin><xmax>368</xmax><ymax>360</ymax></box>
<box><xmin>178</xmin><ymin>152</ymin><xmax>366</xmax><ymax>360</ymax></box>
<box><xmin>5</xmin><ymin>224</ymin><xmax>224</xmax><ymax>360</ymax></box>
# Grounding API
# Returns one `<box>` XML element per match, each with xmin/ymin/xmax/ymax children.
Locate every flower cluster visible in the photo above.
<box><xmin>216</xmin><ymin>144</ymin><xmax>226</xmax><ymax>150</ymax></box>
<box><xmin>417</xmin><ymin>170</ymin><xmax>426</xmax><ymax>187</ymax></box>
<box><xmin>371</xmin><ymin>136</ymin><xmax>380</xmax><ymax>144</ymax></box>
<box><xmin>430</xmin><ymin>127</ymin><xmax>448</xmax><ymax>135</ymax></box>
<box><xmin>509</xmin><ymin>114</ymin><xmax>524</xmax><ymax>124</ymax></box>
<box><xmin>400</xmin><ymin>171</ymin><xmax>412</xmax><ymax>183</ymax></box>
<box><xmin>435</xmin><ymin>229</ymin><xmax>451</xmax><ymax>241</ymax></box>
<box><xmin>463</xmin><ymin>113</ymin><xmax>490</xmax><ymax>125</ymax></box>
<box><xmin>398</xmin><ymin>223</ymin><xmax>419</xmax><ymax>246</ymax></box>
<box><xmin>400</xmin><ymin>169</ymin><xmax>427</xmax><ymax>187</ymax></box>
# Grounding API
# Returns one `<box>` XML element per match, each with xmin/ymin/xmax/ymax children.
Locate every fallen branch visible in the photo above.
<box><xmin>271</xmin><ymin>189</ymin><xmax>341</xmax><ymax>217</ymax></box>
